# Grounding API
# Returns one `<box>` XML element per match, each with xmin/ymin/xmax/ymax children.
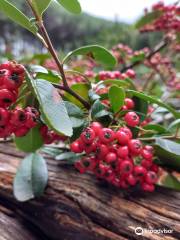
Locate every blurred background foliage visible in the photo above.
<box><xmin>0</xmin><ymin>0</ymin><xmax>162</xmax><ymax>57</ymax></box>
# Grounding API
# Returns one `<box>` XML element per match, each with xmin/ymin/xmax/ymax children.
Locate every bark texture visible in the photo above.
<box><xmin>0</xmin><ymin>143</ymin><xmax>179</xmax><ymax>240</ymax></box>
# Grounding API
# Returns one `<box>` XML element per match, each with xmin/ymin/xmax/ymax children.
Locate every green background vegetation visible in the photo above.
<box><xmin>0</xmin><ymin>0</ymin><xmax>162</xmax><ymax>57</ymax></box>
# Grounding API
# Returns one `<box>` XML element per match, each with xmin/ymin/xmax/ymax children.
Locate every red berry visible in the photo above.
<box><xmin>25</xmin><ymin>107</ymin><xmax>39</xmax><ymax>118</ymax></box>
<box><xmin>105</xmin><ymin>152</ymin><xmax>117</xmax><ymax>163</ymax></box>
<box><xmin>81</xmin><ymin>157</ymin><xmax>94</xmax><ymax>171</ymax></box>
<box><xmin>141</xmin><ymin>159</ymin><xmax>152</xmax><ymax>169</ymax></box>
<box><xmin>80</xmin><ymin>127</ymin><xmax>95</xmax><ymax>144</ymax></box>
<box><xmin>96</xmin><ymin>143</ymin><xmax>109</xmax><ymax>158</ymax></box>
<box><xmin>84</xmin><ymin>142</ymin><xmax>97</xmax><ymax>154</ymax></box>
<box><xmin>126</xmin><ymin>69</ymin><xmax>136</xmax><ymax>79</ymax></box>
<box><xmin>10</xmin><ymin>109</ymin><xmax>27</xmax><ymax>127</ymax></box>
<box><xmin>70</xmin><ymin>141</ymin><xmax>83</xmax><ymax>153</ymax></box>
<box><xmin>124</xmin><ymin>111</ymin><xmax>140</xmax><ymax>127</ymax></box>
<box><xmin>75</xmin><ymin>161</ymin><xmax>86</xmax><ymax>174</ymax></box>
<box><xmin>120</xmin><ymin>180</ymin><xmax>130</xmax><ymax>189</ymax></box>
<box><xmin>128</xmin><ymin>139</ymin><xmax>142</xmax><ymax>155</ymax></box>
<box><xmin>0</xmin><ymin>69</ymin><xmax>10</xmax><ymax>85</ymax></box>
<box><xmin>0</xmin><ymin>124</ymin><xmax>14</xmax><ymax>138</ymax></box>
<box><xmin>116</xmin><ymin>130</ymin><xmax>130</xmax><ymax>145</ymax></box>
<box><xmin>119</xmin><ymin>127</ymin><xmax>132</xmax><ymax>139</ymax></box>
<box><xmin>113</xmin><ymin>71</ymin><xmax>121</xmax><ymax>78</ymax></box>
<box><xmin>0</xmin><ymin>89</ymin><xmax>16</xmax><ymax>107</ymax></box>
<box><xmin>40</xmin><ymin>125</ymin><xmax>48</xmax><ymax>137</ymax></box>
<box><xmin>90</xmin><ymin>122</ymin><xmax>102</xmax><ymax>135</ymax></box>
<box><xmin>126</xmin><ymin>174</ymin><xmax>137</xmax><ymax>186</ymax></box>
<box><xmin>119</xmin><ymin>160</ymin><xmax>133</xmax><ymax>175</ymax></box>
<box><xmin>95</xmin><ymin>163</ymin><xmax>106</xmax><ymax>177</ymax></box>
<box><xmin>124</xmin><ymin>98</ymin><xmax>135</xmax><ymax>109</ymax></box>
<box><xmin>14</xmin><ymin>126</ymin><xmax>29</xmax><ymax>137</ymax></box>
<box><xmin>25</xmin><ymin>112</ymin><xmax>37</xmax><ymax>128</ymax></box>
<box><xmin>43</xmin><ymin>132</ymin><xmax>54</xmax><ymax>144</ymax></box>
<box><xmin>117</xmin><ymin>146</ymin><xmax>129</xmax><ymax>158</ymax></box>
<box><xmin>0</xmin><ymin>108</ymin><xmax>9</xmax><ymax>126</ymax></box>
<box><xmin>145</xmin><ymin>171</ymin><xmax>158</xmax><ymax>184</ymax></box>
<box><xmin>99</xmin><ymin>71</ymin><xmax>107</xmax><ymax>80</ymax></box>
<box><xmin>108</xmin><ymin>143</ymin><xmax>119</xmax><ymax>153</ymax></box>
<box><xmin>134</xmin><ymin>166</ymin><xmax>147</xmax><ymax>178</ymax></box>
<box><xmin>4</xmin><ymin>72</ymin><xmax>24</xmax><ymax>90</ymax></box>
<box><xmin>141</xmin><ymin>148</ymin><xmax>153</xmax><ymax>160</ymax></box>
<box><xmin>151</xmin><ymin>164</ymin><xmax>159</xmax><ymax>173</ymax></box>
<box><xmin>99</xmin><ymin>128</ymin><xmax>115</xmax><ymax>143</ymax></box>
<box><xmin>112</xmin><ymin>177</ymin><xmax>121</xmax><ymax>187</ymax></box>
<box><xmin>141</xmin><ymin>182</ymin><xmax>155</xmax><ymax>192</ymax></box>
<box><xmin>104</xmin><ymin>168</ymin><xmax>114</xmax><ymax>182</ymax></box>
<box><xmin>10</xmin><ymin>63</ymin><xmax>25</xmax><ymax>74</ymax></box>
<box><xmin>121</xmin><ymin>105</ymin><xmax>128</xmax><ymax>111</ymax></box>
<box><xmin>0</xmin><ymin>62</ymin><xmax>11</xmax><ymax>70</ymax></box>
<box><xmin>144</xmin><ymin>145</ymin><xmax>154</xmax><ymax>154</ymax></box>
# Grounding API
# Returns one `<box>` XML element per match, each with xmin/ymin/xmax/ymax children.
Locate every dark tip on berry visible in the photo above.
<box><xmin>3</xmin><ymin>98</ymin><xmax>12</xmax><ymax>103</ymax></box>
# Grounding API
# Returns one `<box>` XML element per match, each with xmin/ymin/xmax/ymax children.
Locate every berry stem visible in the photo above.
<box><xmin>26</xmin><ymin>0</ymin><xmax>90</xmax><ymax>110</ymax></box>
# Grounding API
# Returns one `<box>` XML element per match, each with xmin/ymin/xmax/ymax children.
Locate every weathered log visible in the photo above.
<box><xmin>0</xmin><ymin>143</ymin><xmax>179</xmax><ymax>240</ymax></box>
<box><xmin>0</xmin><ymin>203</ymin><xmax>47</xmax><ymax>240</ymax></box>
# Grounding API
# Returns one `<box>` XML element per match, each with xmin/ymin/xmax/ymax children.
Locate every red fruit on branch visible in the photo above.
<box><xmin>0</xmin><ymin>108</ymin><xmax>10</xmax><ymax>126</ymax></box>
<box><xmin>124</xmin><ymin>111</ymin><xmax>140</xmax><ymax>127</ymax></box>
<box><xmin>99</xmin><ymin>128</ymin><xmax>115</xmax><ymax>143</ymax></box>
<box><xmin>124</xmin><ymin>98</ymin><xmax>135</xmax><ymax>109</ymax></box>
<box><xmin>80</xmin><ymin>127</ymin><xmax>96</xmax><ymax>144</ymax></box>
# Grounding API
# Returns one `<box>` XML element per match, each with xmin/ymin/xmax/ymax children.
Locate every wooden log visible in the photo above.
<box><xmin>0</xmin><ymin>143</ymin><xmax>179</xmax><ymax>240</ymax></box>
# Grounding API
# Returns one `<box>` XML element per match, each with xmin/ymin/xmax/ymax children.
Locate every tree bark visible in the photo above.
<box><xmin>0</xmin><ymin>143</ymin><xmax>179</xmax><ymax>240</ymax></box>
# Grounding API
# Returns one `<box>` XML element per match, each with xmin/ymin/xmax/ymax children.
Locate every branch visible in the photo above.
<box><xmin>121</xmin><ymin>39</ymin><xmax>169</xmax><ymax>72</ymax></box>
<box><xmin>26</xmin><ymin>0</ymin><xmax>90</xmax><ymax>110</ymax></box>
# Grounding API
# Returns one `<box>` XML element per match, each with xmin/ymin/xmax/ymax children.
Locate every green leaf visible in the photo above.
<box><xmin>101</xmin><ymin>79</ymin><xmax>130</xmax><ymax>88</ymax></box>
<box><xmin>155</xmin><ymin>138</ymin><xmax>180</xmax><ymax>171</ymax></box>
<box><xmin>143</xmin><ymin>124</ymin><xmax>167</xmax><ymax>134</ymax></box>
<box><xmin>56</xmin><ymin>0</ymin><xmax>81</xmax><ymax>14</ymax></box>
<box><xmin>55</xmin><ymin>152</ymin><xmax>80</xmax><ymax>163</ymax></box>
<box><xmin>36</xmin><ymin>71</ymin><xmax>61</xmax><ymax>84</ymax></box>
<box><xmin>63</xmin><ymin>45</ymin><xmax>117</xmax><ymax>68</ymax></box>
<box><xmin>15</xmin><ymin>125</ymin><xmax>44</xmax><ymax>153</ymax></box>
<box><xmin>127</xmin><ymin>90</ymin><xmax>180</xmax><ymax>119</ymax></box>
<box><xmin>29</xmin><ymin>65</ymin><xmax>48</xmax><ymax>74</ymax></box>
<box><xmin>109</xmin><ymin>86</ymin><xmax>125</xmax><ymax>113</ymax></box>
<box><xmin>32</xmin><ymin>0</ymin><xmax>51</xmax><ymax>16</ymax></box>
<box><xmin>91</xmin><ymin>100</ymin><xmax>110</xmax><ymax>119</ymax></box>
<box><xmin>26</xmin><ymin>73</ymin><xmax>73</xmax><ymax>136</ymax></box>
<box><xmin>135</xmin><ymin>10</ymin><xmax>163</xmax><ymax>28</ymax></box>
<box><xmin>161</xmin><ymin>174</ymin><xmax>180</xmax><ymax>191</ymax></box>
<box><xmin>64</xmin><ymin>101</ymin><xmax>85</xmax><ymax>128</ymax></box>
<box><xmin>64</xmin><ymin>83</ymin><xmax>90</xmax><ymax>108</ymax></box>
<box><xmin>88</xmin><ymin>90</ymin><xmax>100</xmax><ymax>102</ymax></box>
<box><xmin>42</xmin><ymin>146</ymin><xmax>63</xmax><ymax>157</ymax></box>
<box><xmin>13</xmin><ymin>153</ymin><xmax>48</xmax><ymax>202</ymax></box>
<box><xmin>0</xmin><ymin>0</ymin><xmax>37</xmax><ymax>34</ymax></box>
<box><xmin>176</xmin><ymin>32</ymin><xmax>180</xmax><ymax>43</ymax></box>
<box><xmin>130</xmin><ymin>52</ymin><xmax>145</xmax><ymax>63</ymax></box>
<box><xmin>168</xmin><ymin>119</ymin><xmax>180</xmax><ymax>130</ymax></box>
<box><xmin>133</xmin><ymin>96</ymin><xmax>148</xmax><ymax>121</ymax></box>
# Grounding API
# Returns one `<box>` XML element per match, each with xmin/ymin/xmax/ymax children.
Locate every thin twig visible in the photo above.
<box><xmin>121</xmin><ymin>39</ymin><xmax>169</xmax><ymax>72</ymax></box>
<box><xmin>26</xmin><ymin>0</ymin><xmax>90</xmax><ymax>109</ymax></box>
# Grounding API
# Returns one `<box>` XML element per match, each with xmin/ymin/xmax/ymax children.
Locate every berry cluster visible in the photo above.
<box><xmin>112</xmin><ymin>43</ymin><xmax>149</xmax><ymax>66</ymax></box>
<box><xmin>98</xmin><ymin>69</ymin><xmax>136</xmax><ymax>81</ymax></box>
<box><xmin>140</xmin><ymin>2</ymin><xmax>180</xmax><ymax>33</ymax></box>
<box><xmin>71</xmin><ymin>122</ymin><xmax>159</xmax><ymax>192</ymax></box>
<box><xmin>40</xmin><ymin>125</ymin><xmax>67</xmax><ymax>144</ymax></box>
<box><xmin>0</xmin><ymin>61</ymin><xmax>39</xmax><ymax>138</ymax></box>
<box><xmin>145</xmin><ymin>52</ymin><xmax>180</xmax><ymax>90</ymax></box>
